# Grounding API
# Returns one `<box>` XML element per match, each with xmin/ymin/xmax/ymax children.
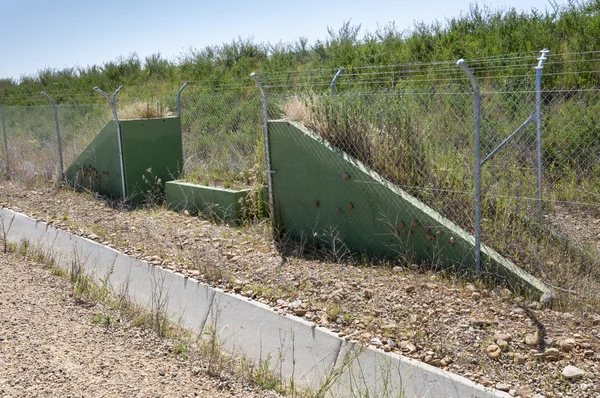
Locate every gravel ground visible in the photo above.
<box><xmin>0</xmin><ymin>249</ymin><xmax>280</xmax><ymax>398</ymax></box>
<box><xmin>1</xmin><ymin>180</ymin><xmax>599</xmax><ymax>397</ymax></box>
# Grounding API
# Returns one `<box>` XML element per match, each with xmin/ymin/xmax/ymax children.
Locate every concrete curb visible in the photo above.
<box><xmin>0</xmin><ymin>206</ymin><xmax>509</xmax><ymax>398</ymax></box>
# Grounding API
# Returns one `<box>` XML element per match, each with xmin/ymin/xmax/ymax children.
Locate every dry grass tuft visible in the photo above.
<box><xmin>282</xmin><ymin>96</ymin><xmax>311</xmax><ymax>123</ymax></box>
<box><xmin>118</xmin><ymin>100</ymin><xmax>174</xmax><ymax>120</ymax></box>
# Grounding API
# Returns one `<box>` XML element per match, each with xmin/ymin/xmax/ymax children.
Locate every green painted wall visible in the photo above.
<box><xmin>66</xmin><ymin>117</ymin><xmax>183</xmax><ymax>202</ymax></box>
<box><xmin>166</xmin><ymin>180</ymin><xmax>250</xmax><ymax>223</ymax></box>
<box><xmin>268</xmin><ymin>120</ymin><xmax>547</xmax><ymax>294</ymax></box>
<box><xmin>121</xmin><ymin>117</ymin><xmax>183</xmax><ymax>202</ymax></box>
<box><xmin>66</xmin><ymin>121</ymin><xmax>124</xmax><ymax>197</ymax></box>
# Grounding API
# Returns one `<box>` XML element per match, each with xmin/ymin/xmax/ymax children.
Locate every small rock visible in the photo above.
<box><xmin>486</xmin><ymin>344</ymin><xmax>501</xmax><ymax>359</ymax></box>
<box><xmin>370</xmin><ymin>337</ymin><xmax>383</xmax><ymax>346</ymax></box>
<box><xmin>363</xmin><ymin>289</ymin><xmax>373</xmax><ymax>300</ymax></box>
<box><xmin>562</xmin><ymin>365</ymin><xmax>586</xmax><ymax>379</ymax></box>
<box><xmin>470</xmin><ymin>319</ymin><xmax>497</xmax><ymax>328</ymax></box>
<box><xmin>466</xmin><ymin>284</ymin><xmax>478</xmax><ymax>292</ymax></box>
<box><xmin>496</xmin><ymin>383</ymin><xmax>510</xmax><ymax>392</ymax></box>
<box><xmin>224</xmin><ymin>252</ymin><xmax>235</xmax><ymax>259</ymax></box>
<box><xmin>294</xmin><ymin>308</ymin><xmax>307</xmax><ymax>317</ymax></box>
<box><xmin>471</xmin><ymin>292</ymin><xmax>481</xmax><ymax>301</ymax></box>
<box><xmin>405</xmin><ymin>285</ymin><xmax>416</xmax><ymax>294</ymax></box>
<box><xmin>516</xmin><ymin>385</ymin><xmax>533</xmax><ymax>397</ymax></box>
<box><xmin>514</xmin><ymin>353</ymin><xmax>527</xmax><ymax>364</ymax></box>
<box><xmin>524</xmin><ymin>332</ymin><xmax>539</xmax><ymax>346</ymax></box>
<box><xmin>540</xmin><ymin>290</ymin><xmax>555</xmax><ymax>306</ymax></box>
<box><xmin>383</xmin><ymin>345</ymin><xmax>391</xmax><ymax>352</ymax></box>
<box><xmin>544</xmin><ymin>347</ymin><xmax>561</xmax><ymax>361</ymax></box>
<box><xmin>583</xmin><ymin>350</ymin><xmax>594</xmax><ymax>357</ymax></box>
<box><xmin>497</xmin><ymin>339</ymin><xmax>509</xmax><ymax>352</ymax></box>
<box><xmin>494</xmin><ymin>332</ymin><xmax>513</xmax><ymax>342</ymax></box>
<box><xmin>158</xmin><ymin>370</ymin><xmax>166</xmax><ymax>376</ymax></box>
<box><xmin>429</xmin><ymin>358</ymin><xmax>442</xmax><ymax>367</ymax></box>
<box><xmin>399</xmin><ymin>340</ymin><xmax>417</xmax><ymax>353</ymax></box>
<box><xmin>559</xmin><ymin>338</ymin><xmax>576</xmax><ymax>353</ymax></box>
<box><xmin>288</xmin><ymin>300</ymin><xmax>302</xmax><ymax>309</ymax></box>
<box><xmin>392</xmin><ymin>266</ymin><xmax>403</xmax><ymax>273</ymax></box>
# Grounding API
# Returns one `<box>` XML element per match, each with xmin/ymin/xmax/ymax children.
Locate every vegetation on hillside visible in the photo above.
<box><xmin>2</xmin><ymin>1</ymin><xmax>600</xmax><ymax>105</ymax></box>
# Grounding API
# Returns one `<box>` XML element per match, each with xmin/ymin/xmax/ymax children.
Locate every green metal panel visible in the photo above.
<box><xmin>166</xmin><ymin>180</ymin><xmax>250</xmax><ymax>223</ymax></box>
<box><xmin>65</xmin><ymin>121</ymin><xmax>124</xmax><ymax>198</ymax></box>
<box><xmin>268</xmin><ymin>120</ymin><xmax>547</xmax><ymax>294</ymax></box>
<box><xmin>120</xmin><ymin>117</ymin><xmax>183</xmax><ymax>202</ymax></box>
<box><xmin>66</xmin><ymin>117</ymin><xmax>183</xmax><ymax>201</ymax></box>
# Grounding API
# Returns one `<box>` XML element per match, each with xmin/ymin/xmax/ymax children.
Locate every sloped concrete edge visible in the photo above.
<box><xmin>0</xmin><ymin>206</ymin><xmax>509</xmax><ymax>398</ymax></box>
<box><xmin>329</xmin><ymin>341</ymin><xmax>506</xmax><ymax>397</ymax></box>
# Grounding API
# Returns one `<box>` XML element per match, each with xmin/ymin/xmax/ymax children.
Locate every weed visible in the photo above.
<box><xmin>253</xmin><ymin>355</ymin><xmax>285</xmax><ymax>393</ymax></box>
<box><xmin>174</xmin><ymin>342</ymin><xmax>189</xmax><ymax>357</ymax></box>
<box><xmin>91</xmin><ymin>313</ymin><xmax>112</xmax><ymax>328</ymax></box>
<box><xmin>327</xmin><ymin>304</ymin><xmax>343</xmax><ymax>323</ymax></box>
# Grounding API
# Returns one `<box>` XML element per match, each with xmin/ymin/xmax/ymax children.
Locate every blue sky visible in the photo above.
<box><xmin>1</xmin><ymin>0</ymin><xmax>564</xmax><ymax>80</ymax></box>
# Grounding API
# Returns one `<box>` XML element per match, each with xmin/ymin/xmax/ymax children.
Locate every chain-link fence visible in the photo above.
<box><xmin>0</xmin><ymin>102</ymin><xmax>113</xmax><ymax>181</ymax></box>
<box><xmin>253</xmin><ymin>51</ymin><xmax>599</xmax><ymax>303</ymax></box>
<box><xmin>179</xmin><ymin>87</ymin><xmax>263</xmax><ymax>189</ymax></box>
<box><xmin>0</xmin><ymin>51</ymin><xmax>598</xmax><ymax>303</ymax></box>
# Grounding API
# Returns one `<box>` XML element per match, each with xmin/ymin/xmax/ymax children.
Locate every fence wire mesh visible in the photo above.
<box><xmin>0</xmin><ymin>103</ymin><xmax>113</xmax><ymax>182</ymax></box>
<box><xmin>257</xmin><ymin>52</ymin><xmax>599</xmax><ymax>300</ymax></box>
<box><xmin>261</xmin><ymin>65</ymin><xmax>478</xmax><ymax>266</ymax></box>
<box><xmin>0</xmin><ymin>51</ymin><xmax>598</xmax><ymax>303</ymax></box>
<box><xmin>179</xmin><ymin>87</ymin><xmax>263</xmax><ymax>189</ymax></box>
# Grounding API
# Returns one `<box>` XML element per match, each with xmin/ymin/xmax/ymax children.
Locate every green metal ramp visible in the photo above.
<box><xmin>269</xmin><ymin>120</ymin><xmax>547</xmax><ymax>295</ymax></box>
<box><xmin>66</xmin><ymin>117</ymin><xmax>183</xmax><ymax>202</ymax></box>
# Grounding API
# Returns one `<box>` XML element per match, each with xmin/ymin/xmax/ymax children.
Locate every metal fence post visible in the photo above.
<box><xmin>40</xmin><ymin>92</ymin><xmax>65</xmax><ymax>181</ymax></box>
<box><xmin>177</xmin><ymin>81</ymin><xmax>189</xmax><ymax>118</ymax></box>
<box><xmin>330</xmin><ymin>67</ymin><xmax>344</xmax><ymax>96</ymax></box>
<box><xmin>457</xmin><ymin>59</ymin><xmax>482</xmax><ymax>279</ymax></box>
<box><xmin>0</xmin><ymin>104</ymin><xmax>9</xmax><ymax>179</ymax></box>
<box><xmin>250</xmin><ymin>73</ymin><xmax>276</xmax><ymax>237</ymax></box>
<box><xmin>535</xmin><ymin>49</ymin><xmax>549</xmax><ymax>222</ymax></box>
<box><xmin>177</xmin><ymin>81</ymin><xmax>190</xmax><ymax>178</ymax></box>
<box><xmin>93</xmin><ymin>86</ymin><xmax>126</xmax><ymax>200</ymax></box>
